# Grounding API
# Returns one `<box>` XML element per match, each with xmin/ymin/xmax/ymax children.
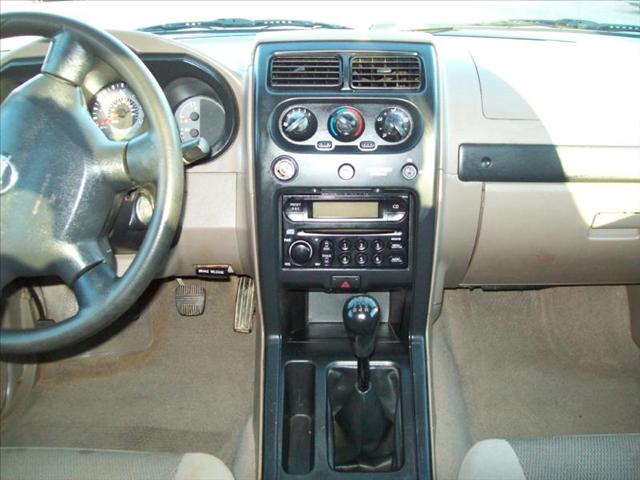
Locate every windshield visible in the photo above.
<box><xmin>1</xmin><ymin>0</ymin><xmax>639</xmax><ymax>41</ymax></box>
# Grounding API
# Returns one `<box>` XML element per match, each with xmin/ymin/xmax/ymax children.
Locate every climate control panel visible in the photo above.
<box><xmin>273</xmin><ymin>100</ymin><xmax>420</xmax><ymax>154</ymax></box>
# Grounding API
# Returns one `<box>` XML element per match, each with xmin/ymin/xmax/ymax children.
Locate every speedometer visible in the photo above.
<box><xmin>90</xmin><ymin>82</ymin><xmax>145</xmax><ymax>141</ymax></box>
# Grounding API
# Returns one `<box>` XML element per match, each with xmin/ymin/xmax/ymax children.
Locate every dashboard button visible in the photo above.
<box><xmin>339</xmin><ymin>239</ymin><xmax>351</xmax><ymax>251</ymax></box>
<box><xmin>339</xmin><ymin>253</ymin><xmax>351</xmax><ymax>266</ymax></box>
<box><xmin>355</xmin><ymin>253</ymin><xmax>368</xmax><ymax>265</ymax></box>
<box><xmin>316</xmin><ymin>140</ymin><xmax>333</xmax><ymax>150</ymax></box>
<box><xmin>372</xmin><ymin>239</ymin><xmax>384</xmax><ymax>251</ymax></box>
<box><xmin>331</xmin><ymin>275</ymin><xmax>360</xmax><ymax>291</ymax></box>
<box><xmin>320</xmin><ymin>239</ymin><xmax>333</xmax><ymax>251</ymax></box>
<box><xmin>388</xmin><ymin>255</ymin><xmax>405</xmax><ymax>266</ymax></box>
<box><xmin>355</xmin><ymin>239</ymin><xmax>368</xmax><ymax>251</ymax></box>
<box><xmin>401</xmin><ymin>163</ymin><xmax>418</xmax><ymax>180</ymax></box>
<box><xmin>373</xmin><ymin>253</ymin><xmax>383</xmax><ymax>265</ymax></box>
<box><xmin>338</xmin><ymin>163</ymin><xmax>355</xmax><ymax>180</ymax></box>
<box><xmin>388</xmin><ymin>241</ymin><xmax>405</xmax><ymax>251</ymax></box>
<box><xmin>321</xmin><ymin>252</ymin><xmax>334</xmax><ymax>266</ymax></box>
<box><xmin>359</xmin><ymin>140</ymin><xmax>376</xmax><ymax>150</ymax></box>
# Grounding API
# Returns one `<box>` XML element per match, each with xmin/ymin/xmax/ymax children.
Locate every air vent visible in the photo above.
<box><xmin>270</xmin><ymin>55</ymin><xmax>342</xmax><ymax>88</ymax></box>
<box><xmin>351</xmin><ymin>55</ymin><xmax>422</xmax><ymax>89</ymax></box>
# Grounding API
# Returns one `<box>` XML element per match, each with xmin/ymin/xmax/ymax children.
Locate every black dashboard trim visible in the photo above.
<box><xmin>459</xmin><ymin>144</ymin><xmax>565</xmax><ymax>182</ymax></box>
<box><xmin>458</xmin><ymin>143</ymin><xmax>639</xmax><ymax>182</ymax></box>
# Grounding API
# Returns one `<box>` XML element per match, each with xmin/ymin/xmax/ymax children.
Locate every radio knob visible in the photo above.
<box><xmin>289</xmin><ymin>240</ymin><xmax>313</xmax><ymax>265</ymax></box>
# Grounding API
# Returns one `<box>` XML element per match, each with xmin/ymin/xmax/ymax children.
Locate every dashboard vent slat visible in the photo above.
<box><xmin>351</xmin><ymin>55</ymin><xmax>423</xmax><ymax>89</ymax></box>
<box><xmin>270</xmin><ymin>55</ymin><xmax>342</xmax><ymax>88</ymax></box>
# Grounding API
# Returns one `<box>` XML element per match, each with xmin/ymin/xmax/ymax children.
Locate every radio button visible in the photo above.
<box><xmin>388</xmin><ymin>255</ymin><xmax>406</xmax><ymax>266</ymax></box>
<box><xmin>339</xmin><ymin>239</ymin><xmax>351</xmax><ymax>252</ymax></box>
<box><xmin>355</xmin><ymin>253</ymin><xmax>368</xmax><ymax>266</ymax></box>
<box><xmin>355</xmin><ymin>239</ymin><xmax>368</xmax><ymax>251</ymax></box>
<box><xmin>320</xmin><ymin>239</ymin><xmax>333</xmax><ymax>252</ymax></box>
<box><xmin>284</xmin><ymin>200</ymin><xmax>306</xmax><ymax>221</ymax></box>
<box><xmin>339</xmin><ymin>253</ymin><xmax>351</xmax><ymax>266</ymax></box>
<box><xmin>321</xmin><ymin>252</ymin><xmax>334</xmax><ymax>266</ymax></box>
<box><xmin>385</xmin><ymin>199</ymin><xmax>408</xmax><ymax>221</ymax></box>
<box><xmin>373</xmin><ymin>253</ymin><xmax>384</xmax><ymax>265</ymax></box>
<box><xmin>372</xmin><ymin>239</ymin><xmax>384</xmax><ymax>251</ymax></box>
<box><xmin>388</xmin><ymin>241</ymin><xmax>405</xmax><ymax>251</ymax></box>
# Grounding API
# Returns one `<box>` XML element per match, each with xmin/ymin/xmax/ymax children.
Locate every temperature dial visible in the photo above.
<box><xmin>281</xmin><ymin>107</ymin><xmax>317</xmax><ymax>142</ymax></box>
<box><xmin>328</xmin><ymin>107</ymin><xmax>365</xmax><ymax>142</ymax></box>
<box><xmin>375</xmin><ymin>107</ymin><xmax>412</xmax><ymax>143</ymax></box>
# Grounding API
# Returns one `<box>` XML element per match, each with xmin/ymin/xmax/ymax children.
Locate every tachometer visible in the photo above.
<box><xmin>90</xmin><ymin>82</ymin><xmax>145</xmax><ymax>141</ymax></box>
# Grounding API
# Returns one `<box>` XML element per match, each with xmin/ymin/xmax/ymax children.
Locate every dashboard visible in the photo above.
<box><xmin>1</xmin><ymin>28</ymin><xmax>639</xmax><ymax>292</ymax></box>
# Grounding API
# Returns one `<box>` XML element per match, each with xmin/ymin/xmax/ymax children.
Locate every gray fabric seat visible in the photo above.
<box><xmin>458</xmin><ymin>434</ymin><xmax>640</xmax><ymax>480</ymax></box>
<box><xmin>0</xmin><ymin>447</ymin><xmax>234</xmax><ymax>480</ymax></box>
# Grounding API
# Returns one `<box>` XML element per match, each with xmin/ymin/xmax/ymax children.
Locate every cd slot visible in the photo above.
<box><xmin>297</xmin><ymin>229</ymin><xmax>400</xmax><ymax>236</ymax></box>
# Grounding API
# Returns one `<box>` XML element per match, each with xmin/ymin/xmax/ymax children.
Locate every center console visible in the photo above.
<box><xmin>254</xmin><ymin>40</ymin><xmax>437</xmax><ymax>479</ymax></box>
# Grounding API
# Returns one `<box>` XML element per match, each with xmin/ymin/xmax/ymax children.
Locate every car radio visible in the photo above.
<box><xmin>282</xmin><ymin>190</ymin><xmax>411</xmax><ymax>269</ymax></box>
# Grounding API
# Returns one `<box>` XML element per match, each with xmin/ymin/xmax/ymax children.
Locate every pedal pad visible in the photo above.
<box><xmin>234</xmin><ymin>276</ymin><xmax>256</xmax><ymax>333</ymax></box>
<box><xmin>175</xmin><ymin>280</ymin><xmax>206</xmax><ymax>316</ymax></box>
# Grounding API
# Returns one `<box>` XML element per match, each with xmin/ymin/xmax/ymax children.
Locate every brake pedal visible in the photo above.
<box><xmin>175</xmin><ymin>279</ymin><xmax>206</xmax><ymax>316</ymax></box>
<box><xmin>234</xmin><ymin>276</ymin><xmax>256</xmax><ymax>333</ymax></box>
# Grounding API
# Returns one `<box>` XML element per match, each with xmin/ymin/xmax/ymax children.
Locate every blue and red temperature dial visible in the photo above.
<box><xmin>328</xmin><ymin>106</ymin><xmax>365</xmax><ymax>142</ymax></box>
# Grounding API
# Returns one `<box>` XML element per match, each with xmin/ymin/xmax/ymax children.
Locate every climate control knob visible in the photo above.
<box><xmin>328</xmin><ymin>107</ymin><xmax>365</xmax><ymax>142</ymax></box>
<box><xmin>289</xmin><ymin>240</ymin><xmax>313</xmax><ymax>265</ymax></box>
<box><xmin>281</xmin><ymin>107</ymin><xmax>317</xmax><ymax>142</ymax></box>
<box><xmin>375</xmin><ymin>106</ymin><xmax>412</xmax><ymax>143</ymax></box>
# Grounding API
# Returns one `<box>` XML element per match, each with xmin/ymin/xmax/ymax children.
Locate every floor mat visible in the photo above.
<box><xmin>432</xmin><ymin>286</ymin><xmax>640</xmax><ymax>479</ymax></box>
<box><xmin>0</xmin><ymin>278</ymin><xmax>256</xmax><ymax>469</ymax></box>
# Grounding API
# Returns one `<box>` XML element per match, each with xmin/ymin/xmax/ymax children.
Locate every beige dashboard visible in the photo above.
<box><xmin>4</xmin><ymin>29</ymin><xmax>639</xmax><ymax>300</ymax></box>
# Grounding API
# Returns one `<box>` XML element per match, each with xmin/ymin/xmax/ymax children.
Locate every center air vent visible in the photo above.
<box><xmin>351</xmin><ymin>55</ymin><xmax>422</xmax><ymax>89</ymax></box>
<box><xmin>270</xmin><ymin>55</ymin><xmax>342</xmax><ymax>88</ymax></box>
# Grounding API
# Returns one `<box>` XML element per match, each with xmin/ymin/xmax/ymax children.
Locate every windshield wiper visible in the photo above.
<box><xmin>416</xmin><ymin>18</ymin><xmax>640</xmax><ymax>36</ymax></box>
<box><xmin>139</xmin><ymin>18</ymin><xmax>351</xmax><ymax>34</ymax></box>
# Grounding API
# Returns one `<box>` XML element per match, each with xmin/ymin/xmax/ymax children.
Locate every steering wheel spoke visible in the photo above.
<box><xmin>41</xmin><ymin>31</ymin><xmax>93</xmax><ymax>86</ymax></box>
<box><xmin>53</xmin><ymin>238</ymin><xmax>116</xmax><ymax>286</ymax></box>
<box><xmin>72</xmin><ymin>261</ymin><xmax>118</xmax><ymax>309</ymax></box>
<box><xmin>125</xmin><ymin>132</ymin><xmax>162</xmax><ymax>185</ymax></box>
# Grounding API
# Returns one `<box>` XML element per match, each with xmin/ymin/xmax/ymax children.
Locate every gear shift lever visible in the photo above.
<box><xmin>343</xmin><ymin>295</ymin><xmax>381</xmax><ymax>391</ymax></box>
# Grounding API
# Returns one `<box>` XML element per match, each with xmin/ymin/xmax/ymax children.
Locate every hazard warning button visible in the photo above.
<box><xmin>331</xmin><ymin>275</ymin><xmax>360</xmax><ymax>292</ymax></box>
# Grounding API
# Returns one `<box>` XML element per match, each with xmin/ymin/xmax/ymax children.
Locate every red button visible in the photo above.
<box><xmin>330</xmin><ymin>275</ymin><xmax>361</xmax><ymax>291</ymax></box>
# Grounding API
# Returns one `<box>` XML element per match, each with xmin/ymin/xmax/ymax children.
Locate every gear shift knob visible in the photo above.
<box><xmin>342</xmin><ymin>295</ymin><xmax>381</xmax><ymax>359</ymax></box>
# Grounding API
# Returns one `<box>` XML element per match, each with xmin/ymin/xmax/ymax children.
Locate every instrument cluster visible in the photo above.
<box><xmin>89</xmin><ymin>81</ymin><xmax>227</xmax><ymax>157</ymax></box>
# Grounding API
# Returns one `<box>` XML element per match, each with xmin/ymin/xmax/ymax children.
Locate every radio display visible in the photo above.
<box><xmin>312</xmin><ymin>201</ymin><xmax>379</xmax><ymax>219</ymax></box>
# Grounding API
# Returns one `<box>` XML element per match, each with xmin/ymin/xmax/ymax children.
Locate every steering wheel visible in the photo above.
<box><xmin>0</xmin><ymin>13</ymin><xmax>184</xmax><ymax>354</ymax></box>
